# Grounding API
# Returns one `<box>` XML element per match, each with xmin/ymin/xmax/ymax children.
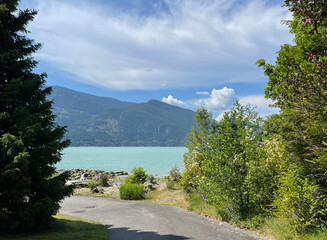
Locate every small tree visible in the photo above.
<box><xmin>182</xmin><ymin>108</ymin><xmax>216</xmax><ymax>192</ymax></box>
<box><xmin>126</xmin><ymin>167</ymin><xmax>148</xmax><ymax>184</ymax></box>
<box><xmin>200</xmin><ymin>102</ymin><xmax>265</xmax><ymax>219</ymax></box>
<box><xmin>0</xmin><ymin>1</ymin><xmax>73</xmax><ymax>232</ymax></box>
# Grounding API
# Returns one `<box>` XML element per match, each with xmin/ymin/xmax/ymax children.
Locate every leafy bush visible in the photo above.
<box><xmin>169</xmin><ymin>165</ymin><xmax>182</xmax><ymax>182</ymax></box>
<box><xmin>119</xmin><ymin>183</ymin><xmax>145</xmax><ymax>200</ymax></box>
<box><xmin>99</xmin><ymin>173</ymin><xmax>109</xmax><ymax>187</ymax></box>
<box><xmin>181</xmin><ymin>108</ymin><xmax>215</xmax><ymax>193</ymax></box>
<box><xmin>200</xmin><ymin>103</ymin><xmax>264</xmax><ymax>220</ymax></box>
<box><xmin>126</xmin><ymin>167</ymin><xmax>148</xmax><ymax>184</ymax></box>
<box><xmin>181</xmin><ymin>154</ymin><xmax>201</xmax><ymax>192</ymax></box>
<box><xmin>87</xmin><ymin>180</ymin><xmax>98</xmax><ymax>189</ymax></box>
<box><xmin>272</xmin><ymin>170</ymin><xmax>327</xmax><ymax>234</ymax></box>
<box><xmin>165</xmin><ymin>176</ymin><xmax>175</xmax><ymax>190</ymax></box>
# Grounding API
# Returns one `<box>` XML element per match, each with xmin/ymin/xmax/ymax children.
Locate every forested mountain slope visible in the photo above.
<box><xmin>49</xmin><ymin>86</ymin><xmax>195</xmax><ymax>146</ymax></box>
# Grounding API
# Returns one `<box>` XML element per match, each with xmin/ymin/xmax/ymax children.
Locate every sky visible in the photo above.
<box><xmin>21</xmin><ymin>0</ymin><xmax>293</xmax><ymax>119</ymax></box>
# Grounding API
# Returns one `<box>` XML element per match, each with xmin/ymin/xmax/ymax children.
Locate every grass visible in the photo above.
<box><xmin>185</xmin><ymin>191</ymin><xmax>220</xmax><ymax>219</ymax></box>
<box><xmin>145</xmin><ymin>184</ymin><xmax>189</xmax><ymax>209</ymax></box>
<box><xmin>261</xmin><ymin>218</ymin><xmax>327</xmax><ymax>240</ymax></box>
<box><xmin>0</xmin><ymin>214</ymin><xmax>107</xmax><ymax>240</ymax></box>
<box><xmin>74</xmin><ymin>186</ymin><xmax>119</xmax><ymax>198</ymax></box>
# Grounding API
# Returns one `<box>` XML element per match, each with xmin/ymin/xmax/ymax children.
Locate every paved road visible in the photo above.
<box><xmin>60</xmin><ymin>196</ymin><xmax>264</xmax><ymax>240</ymax></box>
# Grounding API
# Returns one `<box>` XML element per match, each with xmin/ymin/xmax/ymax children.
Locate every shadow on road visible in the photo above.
<box><xmin>105</xmin><ymin>225</ymin><xmax>191</xmax><ymax>240</ymax></box>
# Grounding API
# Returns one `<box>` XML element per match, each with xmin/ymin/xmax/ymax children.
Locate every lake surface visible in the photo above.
<box><xmin>56</xmin><ymin>147</ymin><xmax>187</xmax><ymax>177</ymax></box>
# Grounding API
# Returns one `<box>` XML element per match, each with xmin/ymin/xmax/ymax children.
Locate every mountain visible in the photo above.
<box><xmin>49</xmin><ymin>86</ymin><xmax>136</xmax><ymax>127</ymax></box>
<box><xmin>49</xmin><ymin>86</ymin><xmax>196</xmax><ymax>146</ymax></box>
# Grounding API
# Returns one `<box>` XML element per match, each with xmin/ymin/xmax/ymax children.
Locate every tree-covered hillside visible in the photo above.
<box><xmin>49</xmin><ymin>86</ymin><xmax>195</xmax><ymax>146</ymax></box>
<box><xmin>49</xmin><ymin>86</ymin><xmax>136</xmax><ymax>127</ymax></box>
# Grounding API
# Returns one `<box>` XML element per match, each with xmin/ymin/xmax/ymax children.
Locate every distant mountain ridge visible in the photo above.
<box><xmin>49</xmin><ymin>86</ymin><xmax>195</xmax><ymax>146</ymax></box>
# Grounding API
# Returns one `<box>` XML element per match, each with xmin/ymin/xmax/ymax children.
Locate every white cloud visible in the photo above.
<box><xmin>195</xmin><ymin>87</ymin><xmax>238</xmax><ymax>110</ymax></box>
<box><xmin>238</xmin><ymin>95</ymin><xmax>279</xmax><ymax>116</ymax></box>
<box><xmin>239</xmin><ymin>95</ymin><xmax>272</xmax><ymax>108</ymax></box>
<box><xmin>196</xmin><ymin>91</ymin><xmax>210</xmax><ymax>95</ymax></box>
<box><xmin>162</xmin><ymin>95</ymin><xmax>184</xmax><ymax>107</ymax></box>
<box><xmin>27</xmin><ymin>0</ymin><xmax>292</xmax><ymax>90</ymax></box>
<box><xmin>190</xmin><ymin>90</ymin><xmax>279</xmax><ymax>120</ymax></box>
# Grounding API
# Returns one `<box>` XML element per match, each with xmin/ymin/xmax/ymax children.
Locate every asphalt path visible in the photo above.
<box><xmin>59</xmin><ymin>196</ymin><xmax>264</xmax><ymax>240</ymax></box>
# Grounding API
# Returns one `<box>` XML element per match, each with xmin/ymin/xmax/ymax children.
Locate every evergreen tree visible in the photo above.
<box><xmin>0</xmin><ymin>0</ymin><xmax>73</xmax><ymax>232</ymax></box>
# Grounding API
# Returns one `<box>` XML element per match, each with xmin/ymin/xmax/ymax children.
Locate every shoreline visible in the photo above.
<box><xmin>57</xmin><ymin>169</ymin><xmax>129</xmax><ymax>181</ymax></box>
<box><xmin>57</xmin><ymin>168</ymin><xmax>167</xmax><ymax>179</ymax></box>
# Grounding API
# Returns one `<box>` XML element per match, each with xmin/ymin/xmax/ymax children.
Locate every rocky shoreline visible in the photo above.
<box><xmin>57</xmin><ymin>168</ymin><xmax>165</xmax><ymax>197</ymax></box>
<box><xmin>58</xmin><ymin>169</ymin><xmax>129</xmax><ymax>181</ymax></box>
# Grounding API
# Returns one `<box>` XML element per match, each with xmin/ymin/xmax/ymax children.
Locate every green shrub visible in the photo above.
<box><xmin>165</xmin><ymin>176</ymin><xmax>175</xmax><ymax>190</ymax></box>
<box><xmin>87</xmin><ymin>181</ymin><xmax>98</xmax><ymax>189</ymax></box>
<box><xmin>99</xmin><ymin>173</ymin><xmax>109</xmax><ymax>187</ymax></box>
<box><xmin>272</xmin><ymin>170</ymin><xmax>327</xmax><ymax>234</ymax></box>
<box><xmin>169</xmin><ymin>165</ymin><xmax>182</xmax><ymax>182</ymax></box>
<box><xmin>198</xmin><ymin>103</ymin><xmax>264</xmax><ymax>221</ymax></box>
<box><xmin>181</xmin><ymin>154</ymin><xmax>201</xmax><ymax>193</ymax></box>
<box><xmin>126</xmin><ymin>167</ymin><xmax>148</xmax><ymax>184</ymax></box>
<box><xmin>119</xmin><ymin>183</ymin><xmax>145</xmax><ymax>200</ymax></box>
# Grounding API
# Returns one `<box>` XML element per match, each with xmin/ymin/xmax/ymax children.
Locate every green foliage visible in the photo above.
<box><xmin>201</xmin><ymin>103</ymin><xmax>265</xmax><ymax>220</ymax></box>
<box><xmin>99</xmin><ymin>173</ymin><xmax>109</xmax><ymax>187</ymax></box>
<box><xmin>271</xmin><ymin>170</ymin><xmax>327</xmax><ymax>234</ymax></box>
<box><xmin>181</xmin><ymin>108</ymin><xmax>216</xmax><ymax>192</ymax></box>
<box><xmin>126</xmin><ymin>167</ymin><xmax>148</xmax><ymax>184</ymax></box>
<box><xmin>183</xmin><ymin>102</ymin><xmax>272</xmax><ymax>223</ymax></box>
<box><xmin>165</xmin><ymin>176</ymin><xmax>175</xmax><ymax>190</ymax></box>
<box><xmin>257</xmin><ymin>1</ymin><xmax>327</xmax><ymax>191</ymax></box>
<box><xmin>119</xmin><ymin>183</ymin><xmax>145</xmax><ymax>200</ymax></box>
<box><xmin>263</xmin><ymin>217</ymin><xmax>327</xmax><ymax>240</ymax></box>
<box><xmin>0</xmin><ymin>1</ymin><xmax>73</xmax><ymax>232</ymax></box>
<box><xmin>186</xmin><ymin>191</ymin><xmax>220</xmax><ymax>219</ymax></box>
<box><xmin>87</xmin><ymin>181</ymin><xmax>98</xmax><ymax>189</ymax></box>
<box><xmin>169</xmin><ymin>165</ymin><xmax>182</xmax><ymax>182</ymax></box>
<box><xmin>255</xmin><ymin>1</ymin><xmax>327</xmax><ymax>235</ymax></box>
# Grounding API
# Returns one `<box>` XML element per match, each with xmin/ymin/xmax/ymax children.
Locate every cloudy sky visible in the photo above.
<box><xmin>21</xmin><ymin>0</ymin><xmax>293</xmax><ymax>119</ymax></box>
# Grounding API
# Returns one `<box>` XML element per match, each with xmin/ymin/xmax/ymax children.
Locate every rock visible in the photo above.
<box><xmin>144</xmin><ymin>183</ymin><xmax>154</xmax><ymax>192</ymax></box>
<box><xmin>91</xmin><ymin>187</ymin><xmax>99</xmax><ymax>194</ymax></box>
<box><xmin>113</xmin><ymin>182</ymin><xmax>122</xmax><ymax>188</ymax></box>
<box><xmin>115</xmin><ymin>171</ymin><xmax>128</xmax><ymax>176</ymax></box>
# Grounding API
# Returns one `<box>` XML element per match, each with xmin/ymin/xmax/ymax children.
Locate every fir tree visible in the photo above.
<box><xmin>0</xmin><ymin>0</ymin><xmax>73</xmax><ymax>232</ymax></box>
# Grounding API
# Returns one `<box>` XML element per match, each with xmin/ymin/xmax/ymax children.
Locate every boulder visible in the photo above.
<box><xmin>91</xmin><ymin>187</ymin><xmax>99</xmax><ymax>194</ymax></box>
<box><xmin>144</xmin><ymin>183</ymin><xmax>154</xmax><ymax>192</ymax></box>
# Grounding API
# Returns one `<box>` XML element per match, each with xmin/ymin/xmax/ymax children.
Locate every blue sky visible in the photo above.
<box><xmin>21</xmin><ymin>0</ymin><xmax>293</xmax><ymax>119</ymax></box>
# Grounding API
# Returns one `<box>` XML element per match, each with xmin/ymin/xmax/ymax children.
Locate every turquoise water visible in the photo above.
<box><xmin>56</xmin><ymin>147</ymin><xmax>187</xmax><ymax>177</ymax></box>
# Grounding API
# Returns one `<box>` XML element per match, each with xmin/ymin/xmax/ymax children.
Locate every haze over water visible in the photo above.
<box><xmin>56</xmin><ymin>147</ymin><xmax>187</xmax><ymax>177</ymax></box>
